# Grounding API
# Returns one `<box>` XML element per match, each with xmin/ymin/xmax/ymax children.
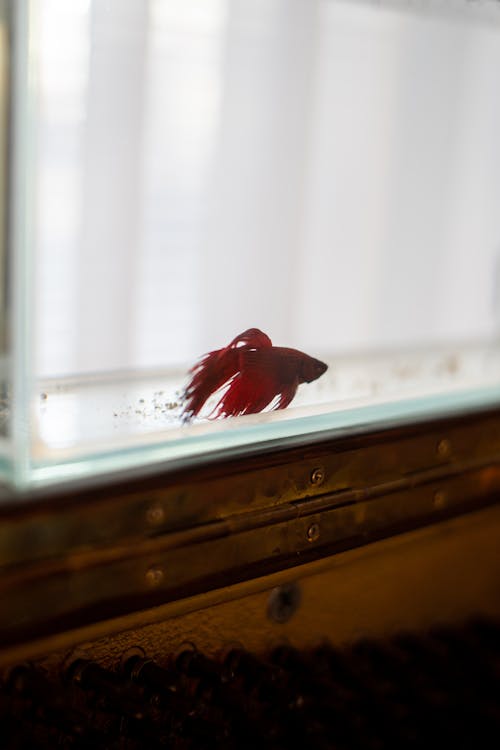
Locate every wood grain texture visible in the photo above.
<box><xmin>3</xmin><ymin>503</ymin><xmax>498</xmax><ymax>672</ymax></box>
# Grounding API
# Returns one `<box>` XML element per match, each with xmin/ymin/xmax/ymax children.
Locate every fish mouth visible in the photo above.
<box><xmin>305</xmin><ymin>358</ymin><xmax>328</xmax><ymax>382</ymax></box>
<box><xmin>317</xmin><ymin>360</ymin><xmax>328</xmax><ymax>376</ymax></box>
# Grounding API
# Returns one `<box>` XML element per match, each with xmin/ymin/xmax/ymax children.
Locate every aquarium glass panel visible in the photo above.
<box><xmin>5</xmin><ymin>0</ymin><xmax>500</xmax><ymax>488</ymax></box>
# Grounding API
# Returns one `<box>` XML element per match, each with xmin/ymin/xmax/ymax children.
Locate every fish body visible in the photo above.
<box><xmin>182</xmin><ymin>328</ymin><xmax>327</xmax><ymax>421</ymax></box>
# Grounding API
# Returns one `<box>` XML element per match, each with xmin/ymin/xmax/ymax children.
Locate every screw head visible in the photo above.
<box><xmin>433</xmin><ymin>490</ymin><xmax>446</xmax><ymax>509</ymax></box>
<box><xmin>310</xmin><ymin>467</ymin><xmax>325</xmax><ymax>486</ymax></box>
<box><xmin>307</xmin><ymin>523</ymin><xmax>320</xmax><ymax>542</ymax></box>
<box><xmin>146</xmin><ymin>503</ymin><xmax>165</xmax><ymax>526</ymax></box>
<box><xmin>145</xmin><ymin>567</ymin><xmax>165</xmax><ymax>587</ymax></box>
<box><xmin>437</xmin><ymin>439</ymin><xmax>451</xmax><ymax>458</ymax></box>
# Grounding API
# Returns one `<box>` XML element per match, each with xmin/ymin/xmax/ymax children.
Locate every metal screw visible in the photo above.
<box><xmin>437</xmin><ymin>439</ymin><xmax>451</xmax><ymax>458</ymax></box>
<box><xmin>146</xmin><ymin>503</ymin><xmax>165</xmax><ymax>526</ymax></box>
<box><xmin>267</xmin><ymin>583</ymin><xmax>301</xmax><ymax>624</ymax></box>
<box><xmin>310</xmin><ymin>467</ymin><xmax>325</xmax><ymax>486</ymax></box>
<box><xmin>307</xmin><ymin>523</ymin><xmax>320</xmax><ymax>542</ymax></box>
<box><xmin>433</xmin><ymin>490</ymin><xmax>446</xmax><ymax>509</ymax></box>
<box><xmin>145</xmin><ymin>567</ymin><xmax>165</xmax><ymax>587</ymax></box>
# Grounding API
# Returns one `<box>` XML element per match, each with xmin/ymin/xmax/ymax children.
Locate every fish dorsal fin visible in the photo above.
<box><xmin>228</xmin><ymin>328</ymin><xmax>272</xmax><ymax>350</ymax></box>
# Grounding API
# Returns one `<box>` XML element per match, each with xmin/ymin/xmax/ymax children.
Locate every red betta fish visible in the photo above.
<box><xmin>181</xmin><ymin>328</ymin><xmax>328</xmax><ymax>421</ymax></box>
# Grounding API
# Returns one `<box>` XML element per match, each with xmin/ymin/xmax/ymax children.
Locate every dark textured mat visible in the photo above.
<box><xmin>1</xmin><ymin>618</ymin><xmax>499</xmax><ymax>749</ymax></box>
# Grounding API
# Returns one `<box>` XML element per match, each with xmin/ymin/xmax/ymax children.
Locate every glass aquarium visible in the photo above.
<box><xmin>3</xmin><ymin>0</ymin><xmax>500</xmax><ymax>489</ymax></box>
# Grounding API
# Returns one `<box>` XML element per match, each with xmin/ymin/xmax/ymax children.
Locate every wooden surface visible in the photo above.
<box><xmin>2</xmin><ymin>406</ymin><xmax>500</xmax><ymax>655</ymax></box>
<box><xmin>3</xmin><ymin>502</ymin><xmax>498</xmax><ymax>672</ymax></box>
<box><xmin>2</xmin><ymin>406</ymin><xmax>500</xmax><ymax>669</ymax></box>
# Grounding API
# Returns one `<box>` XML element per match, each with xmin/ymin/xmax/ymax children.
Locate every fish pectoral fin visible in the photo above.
<box><xmin>213</xmin><ymin>370</ymin><xmax>278</xmax><ymax>417</ymax></box>
<box><xmin>276</xmin><ymin>381</ymin><xmax>299</xmax><ymax>410</ymax></box>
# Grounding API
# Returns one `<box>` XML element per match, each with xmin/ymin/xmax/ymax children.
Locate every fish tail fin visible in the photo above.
<box><xmin>181</xmin><ymin>329</ymin><xmax>272</xmax><ymax>421</ymax></box>
<box><xmin>181</xmin><ymin>346</ymin><xmax>239</xmax><ymax>421</ymax></box>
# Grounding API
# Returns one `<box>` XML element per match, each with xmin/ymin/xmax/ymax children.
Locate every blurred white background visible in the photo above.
<box><xmin>33</xmin><ymin>0</ymin><xmax>500</xmax><ymax>378</ymax></box>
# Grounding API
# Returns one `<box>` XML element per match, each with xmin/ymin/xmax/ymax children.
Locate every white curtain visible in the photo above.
<box><xmin>33</xmin><ymin>0</ymin><xmax>500</xmax><ymax>377</ymax></box>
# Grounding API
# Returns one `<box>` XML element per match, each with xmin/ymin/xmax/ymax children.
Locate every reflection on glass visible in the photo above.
<box><xmin>0</xmin><ymin>1</ymin><xmax>9</xmax><ymax>451</ymax></box>
<box><xmin>6</xmin><ymin>0</ymin><xmax>500</xmax><ymax>487</ymax></box>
